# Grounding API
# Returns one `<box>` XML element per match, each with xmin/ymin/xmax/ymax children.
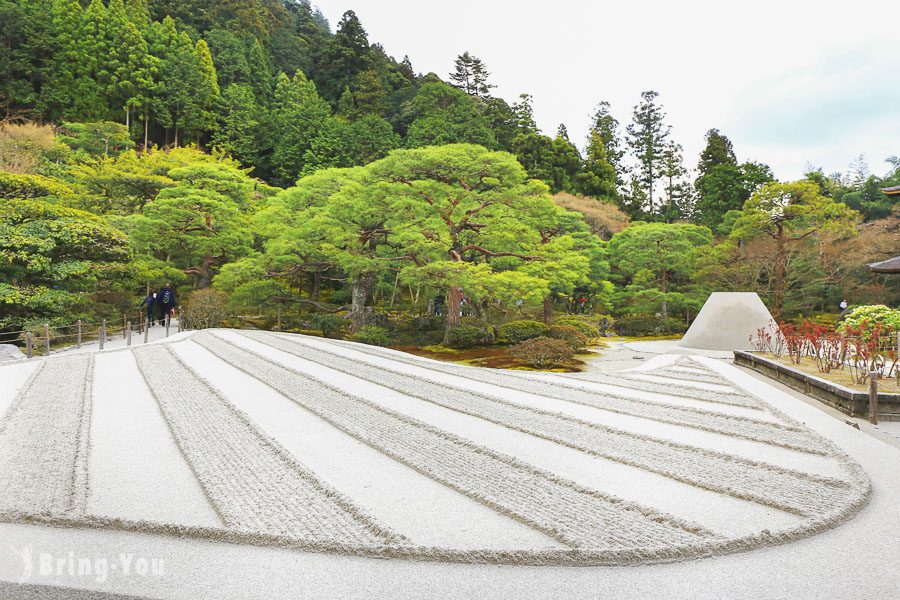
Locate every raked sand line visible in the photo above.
<box><xmin>0</xmin><ymin>354</ymin><xmax>94</xmax><ymax>515</ymax></box>
<box><xmin>194</xmin><ymin>332</ymin><xmax>718</xmax><ymax>551</ymax></box>
<box><xmin>325</xmin><ymin>335</ymin><xmax>754</xmax><ymax>405</ymax></box>
<box><xmin>174</xmin><ymin>339</ymin><xmax>566</xmax><ymax>551</ymax></box>
<box><xmin>132</xmin><ymin>344</ymin><xmax>401</xmax><ymax>545</ymax></box>
<box><xmin>283</xmin><ymin>333</ymin><xmax>822</xmax><ymax>454</ymax></box>
<box><xmin>239</xmin><ymin>331</ymin><xmax>856</xmax><ymax>517</ymax></box>
<box><xmin>316</xmin><ymin>334</ymin><xmax>760</xmax><ymax>410</ymax></box>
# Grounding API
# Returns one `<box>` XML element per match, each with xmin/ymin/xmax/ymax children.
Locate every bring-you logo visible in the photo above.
<box><xmin>8</xmin><ymin>545</ymin><xmax>164</xmax><ymax>584</ymax></box>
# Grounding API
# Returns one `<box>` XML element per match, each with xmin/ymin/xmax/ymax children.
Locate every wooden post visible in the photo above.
<box><xmin>127</xmin><ymin>324</ymin><xmax>132</xmax><ymax>346</ymax></box>
<box><xmin>76</xmin><ymin>319</ymin><xmax>82</xmax><ymax>349</ymax></box>
<box><xmin>100</xmin><ymin>320</ymin><xmax>106</xmax><ymax>350</ymax></box>
<box><xmin>25</xmin><ymin>331</ymin><xmax>33</xmax><ymax>358</ymax></box>
<box><xmin>144</xmin><ymin>318</ymin><xmax>149</xmax><ymax>344</ymax></box>
<box><xmin>43</xmin><ymin>323</ymin><xmax>50</xmax><ymax>355</ymax></box>
<box><xmin>869</xmin><ymin>370</ymin><xmax>879</xmax><ymax>425</ymax></box>
<box><xmin>123</xmin><ymin>313</ymin><xmax>127</xmax><ymax>340</ymax></box>
<box><xmin>165</xmin><ymin>313</ymin><xmax>170</xmax><ymax>337</ymax></box>
<box><xmin>178</xmin><ymin>310</ymin><xmax>184</xmax><ymax>333</ymax></box>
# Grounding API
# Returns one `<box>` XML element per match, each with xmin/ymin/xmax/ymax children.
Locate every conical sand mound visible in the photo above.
<box><xmin>680</xmin><ymin>292</ymin><xmax>776</xmax><ymax>351</ymax></box>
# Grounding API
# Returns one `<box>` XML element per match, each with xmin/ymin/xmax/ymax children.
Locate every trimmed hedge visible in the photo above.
<box><xmin>498</xmin><ymin>320</ymin><xmax>547</xmax><ymax>344</ymax></box>
<box><xmin>350</xmin><ymin>325</ymin><xmax>390</xmax><ymax>346</ymax></box>
<box><xmin>615</xmin><ymin>315</ymin><xmax>687</xmax><ymax>337</ymax></box>
<box><xmin>445</xmin><ymin>325</ymin><xmax>488</xmax><ymax>348</ymax></box>
<box><xmin>554</xmin><ymin>317</ymin><xmax>600</xmax><ymax>339</ymax></box>
<box><xmin>510</xmin><ymin>336</ymin><xmax>574</xmax><ymax>368</ymax></box>
<box><xmin>548</xmin><ymin>325</ymin><xmax>589</xmax><ymax>351</ymax></box>
<box><xmin>311</xmin><ymin>314</ymin><xmax>343</xmax><ymax>338</ymax></box>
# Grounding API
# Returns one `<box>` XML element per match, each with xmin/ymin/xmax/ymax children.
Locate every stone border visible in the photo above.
<box><xmin>733</xmin><ymin>351</ymin><xmax>900</xmax><ymax>421</ymax></box>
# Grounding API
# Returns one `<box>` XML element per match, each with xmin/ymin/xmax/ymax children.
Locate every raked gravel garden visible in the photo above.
<box><xmin>0</xmin><ymin>329</ymin><xmax>897</xmax><ymax>599</ymax></box>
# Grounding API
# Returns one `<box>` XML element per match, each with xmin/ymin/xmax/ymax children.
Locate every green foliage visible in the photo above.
<box><xmin>404</xmin><ymin>81</ymin><xmax>496</xmax><ymax>148</ymax></box>
<box><xmin>498</xmin><ymin>320</ymin><xmax>547</xmax><ymax>344</ymax></box>
<box><xmin>181</xmin><ymin>288</ymin><xmax>229</xmax><ymax>329</ymax></box>
<box><xmin>509</xmin><ymin>336</ymin><xmax>573</xmax><ymax>368</ymax></box>
<box><xmin>311</xmin><ymin>313</ymin><xmax>343</xmax><ymax>337</ymax></box>
<box><xmin>614</xmin><ymin>315</ymin><xmax>687</xmax><ymax>337</ymax></box>
<box><xmin>547</xmin><ymin>325</ymin><xmax>588</xmax><ymax>351</ymax></box>
<box><xmin>553</xmin><ymin>317</ymin><xmax>600</xmax><ymax>339</ymax></box>
<box><xmin>838</xmin><ymin>305</ymin><xmax>900</xmax><ymax>337</ymax></box>
<box><xmin>59</xmin><ymin>121</ymin><xmax>134</xmax><ymax>158</ymax></box>
<box><xmin>0</xmin><ymin>198</ymin><xmax>129</xmax><ymax>329</ymax></box>
<box><xmin>445</xmin><ymin>325</ymin><xmax>488</xmax><ymax>348</ymax></box>
<box><xmin>0</xmin><ymin>172</ymin><xmax>73</xmax><ymax>199</ymax></box>
<box><xmin>349</xmin><ymin>324</ymin><xmax>390</xmax><ymax>346</ymax></box>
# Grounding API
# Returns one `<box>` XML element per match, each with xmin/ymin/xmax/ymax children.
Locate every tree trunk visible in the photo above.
<box><xmin>660</xmin><ymin>267</ymin><xmax>668</xmax><ymax>319</ymax></box>
<box><xmin>197</xmin><ymin>255</ymin><xmax>213</xmax><ymax>288</ymax></box>
<box><xmin>174</xmin><ymin>127</ymin><xmax>179</xmax><ymax>148</ymax></box>
<box><xmin>311</xmin><ymin>271</ymin><xmax>321</xmax><ymax>301</ymax></box>
<box><xmin>350</xmin><ymin>272</ymin><xmax>375</xmax><ymax>332</ymax></box>
<box><xmin>543</xmin><ymin>294</ymin><xmax>553</xmax><ymax>324</ymax></box>
<box><xmin>774</xmin><ymin>228</ymin><xmax>786</xmax><ymax>318</ymax></box>
<box><xmin>446</xmin><ymin>286</ymin><xmax>463</xmax><ymax>329</ymax></box>
<box><xmin>143</xmin><ymin>117</ymin><xmax>149</xmax><ymax>151</ymax></box>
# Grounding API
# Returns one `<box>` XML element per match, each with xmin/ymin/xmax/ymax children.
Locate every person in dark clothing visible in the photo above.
<box><xmin>139</xmin><ymin>292</ymin><xmax>157</xmax><ymax>326</ymax></box>
<box><xmin>157</xmin><ymin>284</ymin><xmax>178</xmax><ymax>324</ymax></box>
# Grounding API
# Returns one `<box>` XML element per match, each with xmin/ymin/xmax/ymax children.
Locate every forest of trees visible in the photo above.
<box><xmin>1</xmin><ymin>0</ymin><xmax>897</xmax><ymax>341</ymax></box>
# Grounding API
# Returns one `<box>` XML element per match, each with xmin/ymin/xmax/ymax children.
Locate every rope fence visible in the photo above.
<box><xmin>2</xmin><ymin>310</ymin><xmax>184</xmax><ymax>359</ymax></box>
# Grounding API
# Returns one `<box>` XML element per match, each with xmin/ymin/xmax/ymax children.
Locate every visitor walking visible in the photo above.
<box><xmin>157</xmin><ymin>284</ymin><xmax>178</xmax><ymax>325</ymax></box>
<box><xmin>139</xmin><ymin>292</ymin><xmax>157</xmax><ymax>326</ymax></box>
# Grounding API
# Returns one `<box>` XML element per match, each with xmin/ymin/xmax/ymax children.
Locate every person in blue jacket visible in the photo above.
<box><xmin>139</xmin><ymin>292</ymin><xmax>157</xmax><ymax>326</ymax></box>
<box><xmin>157</xmin><ymin>284</ymin><xmax>178</xmax><ymax>324</ymax></box>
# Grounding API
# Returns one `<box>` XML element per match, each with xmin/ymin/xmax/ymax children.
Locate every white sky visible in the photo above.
<box><xmin>311</xmin><ymin>0</ymin><xmax>900</xmax><ymax>181</ymax></box>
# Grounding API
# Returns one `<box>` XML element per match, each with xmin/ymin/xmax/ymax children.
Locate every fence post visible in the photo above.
<box><xmin>43</xmin><ymin>323</ymin><xmax>50</xmax><ymax>355</ymax></box>
<box><xmin>25</xmin><ymin>331</ymin><xmax>33</xmax><ymax>358</ymax></box>
<box><xmin>127</xmin><ymin>324</ymin><xmax>132</xmax><ymax>346</ymax></box>
<box><xmin>76</xmin><ymin>319</ymin><xmax>82</xmax><ymax>349</ymax></box>
<box><xmin>144</xmin><ymin>318</ymin><xmax>149</xmax><ymax>344</ymax></box>
<box><xmin>165</xmin><ymin>313</ymin><xmax>170</xmax><ymax>338</ymax></box>
<box><xmin>178</xmin><ymin>310</ymin><xmax>184</xmax><ymax>333</ymax></box>
<box><xmin>869</xmin><ymin>370</ymin><xmax>879</xmax><ymax>425</ymax></box>
<box><xmin>123</xmin><ymin>313</ymin><xmax>127</xmax><ymax>340</ymax></box>
<box><xmin>99</xmin><ymin>320</ymin><xmax>106</xmax><ymax>350</ymax></box>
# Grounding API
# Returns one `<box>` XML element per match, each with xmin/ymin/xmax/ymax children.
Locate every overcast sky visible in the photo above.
<box><xmin>311</xmin><ymin>0</ymin><xmax>900</xmax><ymax>181</ymax></box>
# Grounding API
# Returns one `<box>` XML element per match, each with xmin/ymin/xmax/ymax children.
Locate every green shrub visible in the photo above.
<box><xmin>181</xmin><ymin>289</ymin><xmax>229</xmax><ymax>330</ymax></box>
<box><xmin>0</xmin><ymin>172</ymin><xmax>73</xmax><ymax>199</ymax></box>
<box><xmin>510</xmin><ymin>336</ymin><xmax>574</xmax><ymax>368</ymax></box>
<box><xmin>498</xmin><ymin>320</ymin><xmax>547</xmax><ymax>344</ymax></box>
<box><xmin>548</xmin><ymin>325</ymin><xmax>589</xmax><ymax>351</ymax></box>
<box><xmin>838</xmin><ymin>305</ymin><xmax>900</xmax><ymax>337</ymax></box>
<box><xmin>554</xmin><ymin>317</ymin><xmax>600</xmax><ymax>339</ymax></box>
<box><xmin>615</xmin><ymin>315</ymin><xmax>687</xmax><ymax>337</ymax></box>
<box><xmin>350</xmin><ymin>325</ymin><xmax>390</xmax><ymax>346</ymax></box>
<box><xmin>311</xmin><ymin>314</ymin><xmax>344</xmax><ymax>338</ymax></box>
<box><xmin>445</xmin><ymin>325</ymin><xmax>488</xmax><ymax>348</ymax></box>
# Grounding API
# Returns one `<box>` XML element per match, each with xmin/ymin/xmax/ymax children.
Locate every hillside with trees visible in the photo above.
<box><xmin>1</xmin><ymin>0</ymin><xmax>897</xmax><ymax>343</ymax></box>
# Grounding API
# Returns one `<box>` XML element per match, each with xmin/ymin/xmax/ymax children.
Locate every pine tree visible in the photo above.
<box><xmin>556</xmin><ymin>124</ymin><xmax>569</xmax><ymax>141</ymax></box>
<box><xmin>512</xmin><ymin>93</ymin><xmax>537</xmax><ymax>133</ymax></box>
<box><xmin>660</xmin><ymin>141</ymin><xmax>691</xmax><ymax>222</ymax></box>
<box><xmin>399</xmin><ymin>55</ymin><xmax>415</xmax><ymax>81</ymax></box>
<box><xmin>40</xmin><ymin>0</ymin><xmax>104</xmax><ymax>121</ymax></box>
<box><xmin>212</xmin><ymin>83</ymin><xmax>263</xmax><ymax>167</ymax></box>
<box><xmin>697</xmin><ymin>128</ymin><xmax>736</xmax><ymax>175</ymax></box>
<box><xmin>149</xmin><ymin>20</ymin><xmax>202</xmax><ymax>147</ymax></box>
<box><xmin>352</xmin><ymin>69</ymin><xmax>386</xmax><ymax>116</ymax></box>
<box><xmin>576</xmin><ymin>130</ymin><xmax>617</xmax><ymax>200</ymax></box>
<box><xmin>106</xmin><ymin>0</ymin><xmax>158</xmax><ymax>128</ymax></box>
<box><xmin>270</xmin><ymin>70</ymin><xmax>331</xmax><ymax>184</ymax></box>
<box><xmin>589</xmin><ymin>101</ymin><xmax>625</xmax><ymax>181</ymax></box>
<box><xmin>449</xmin><ymin>51</ymin><xmax>495</xmax><ymax>97</ymax></box>
<box><xmin>626</xmin><ymin>90</ymin><xmax>670</xmax><ymax>216</ymax></box>
<box><xmin>189</xmin><ymin>38</ymin><xmax>220</xmax><ymax>144</ymax></box>
<box><xmin>247</xmin><ymin>39</ymin><xmax>272</xmax><ymax>105</ymax></box>
<box><xmin>316</xmin><ymin>10</ymin><xmax>370</xmax><ymax>104</ymax></box>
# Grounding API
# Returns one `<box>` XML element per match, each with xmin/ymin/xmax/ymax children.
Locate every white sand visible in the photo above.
<box><xmin>0</xmin><ymin>328</ymin><xmax>885</xmax><ymax>598</ymax></box>
<box><xmin>0</xmin><ymin>360</ymin><xmax>40</xmax><ymax>421</ymax></box>
<box><xmin>88</xmin><ymin>350</ymin><xmax>221</xmax><ymax>528</ymax></box>
<box><xmin>172</xmin><ymin>338</ymin><xmax>563</xmax><ymax>551</ymax></box>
